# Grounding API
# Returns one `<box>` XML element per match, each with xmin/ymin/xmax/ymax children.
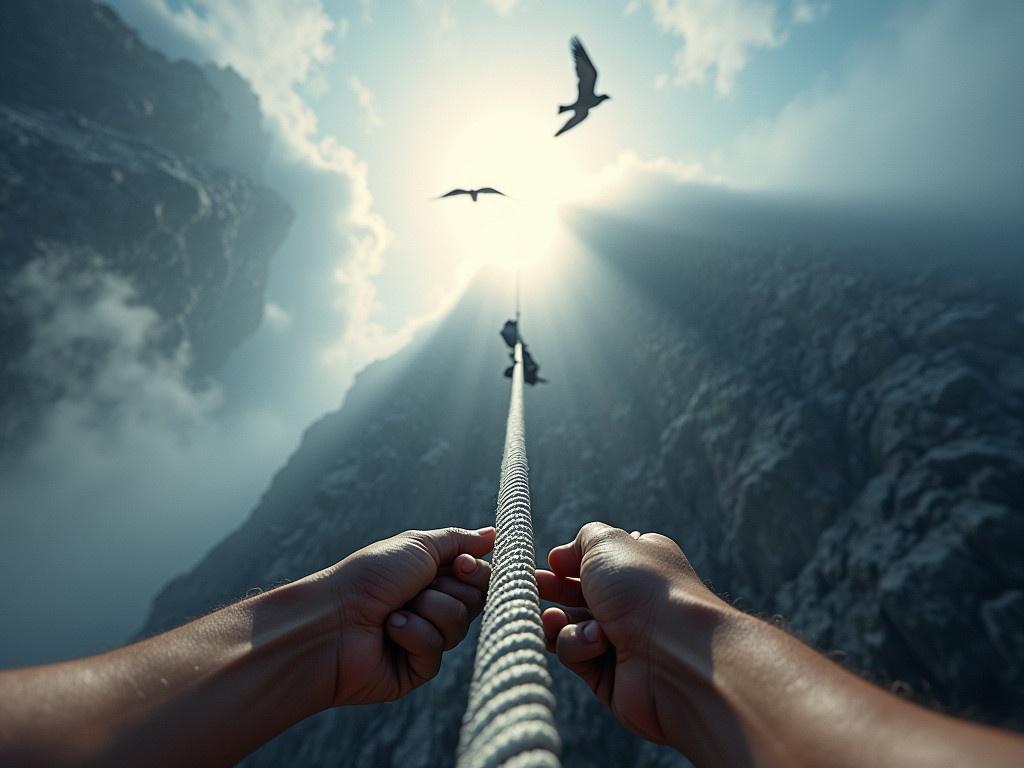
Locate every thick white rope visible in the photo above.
<box><xmin>456</xmin><ymin>342</ymin><xmax>562</xmax><ymax>768</ymax></box>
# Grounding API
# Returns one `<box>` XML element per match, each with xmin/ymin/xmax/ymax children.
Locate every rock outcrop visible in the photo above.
<box><xmin>0</xmin><ymin>0</ymin><xmax>292</xmax><ymax>450</ymax></box>
<box><xmin>141</xmin><ymin>209</ymin><xmax>1024</xmax><ymax>765</ymax></box>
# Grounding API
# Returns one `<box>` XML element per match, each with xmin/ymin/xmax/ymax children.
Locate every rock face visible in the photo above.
<box><xmin>0</xmin><ymin>0</ymin><xmax>268</xmax><ymax>178</ymax></box>
<box><xmin>142</xmin><ymin>211</ymin><xmax>1024</xmax><ymax>765</ymax></box>
<box><xmin>0</xmin><ymin>0</ymin><xmax>292</xmax><ymax>450</ymax></box>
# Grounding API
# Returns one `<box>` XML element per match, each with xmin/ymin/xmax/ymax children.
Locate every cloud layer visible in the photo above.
<box><xmin>721</xmin><ymin>0</ymin><xmax>1024</xmax><ymax>218</ymax></box>
<box><xmin>629</xmin><ymin>0</ymin><xmax>824</xmax><ymax>96</ymax></box>
<box><xmin>0</xmin><ymin>259</ymin><xmax>290</xmax><ymax>666</ymax></box>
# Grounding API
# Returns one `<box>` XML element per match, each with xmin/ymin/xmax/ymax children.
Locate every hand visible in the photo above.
<box><xmin>536</xmin><ymin>522</ymin><xmax>728</xmax><ymax>747</ymax></box>
<box><xmin>326</xmin><ymin>526</ymin><xmax>495</xmax><ymax>705</ymax></box>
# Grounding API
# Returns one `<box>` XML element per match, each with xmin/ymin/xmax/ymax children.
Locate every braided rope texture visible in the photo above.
<box><xmin>456</xmin><ymin>343</ymin><xmax>562</xmax><ymax>768</ymax></box>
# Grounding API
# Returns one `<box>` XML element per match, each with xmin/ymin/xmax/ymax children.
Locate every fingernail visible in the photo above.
<box><xmin>475</xmin><ymin>526</ymin><xmax>495</xmax><ymax>536</ymax></box>
<box><xmin>583</xmin><ymin>621</ymin><xmax>600</xmax><ymax>643</ymax></box>
<box><xmin>389</xmin><ymin>612</ymin><xmax>407</xmax><ymax>628</ymax></box>
<box><xmin>458</xmin><ymin>555</ymin><xmax>477</xmax><ymax>574</ymax></box>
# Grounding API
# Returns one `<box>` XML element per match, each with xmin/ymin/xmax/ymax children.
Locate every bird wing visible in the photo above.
<box><xmin>555</xmin><ymin>110</ymin><xmax>587</xmax><ymax>137</ymax></box>
<box><xmin>571</xmin><ymin>36</ymin><xmax>598</xmax><ymax>98</ymax></box>
<box><xmin>477</xmin><ymin>188</ymin><xmax>506</xmax><ymax>197</ymax></box>
<box><xmin>438</xmin><ymin>189</ymin><xmax>471</xmax><ymax>198</ymax></box>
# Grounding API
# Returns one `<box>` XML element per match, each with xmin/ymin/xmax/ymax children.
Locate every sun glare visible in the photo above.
<box><xmin>422</xmin><ymin>97</ymin><xmax>593</xmax><ymax>279</ymax></box>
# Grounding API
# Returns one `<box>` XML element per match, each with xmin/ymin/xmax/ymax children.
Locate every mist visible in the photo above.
<box><xmin>0</xmin><ymin>259</ymin><xmax>293</xmax><ymax>665</ymax></box>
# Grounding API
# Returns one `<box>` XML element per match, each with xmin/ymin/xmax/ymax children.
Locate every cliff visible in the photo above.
<box><xmin>0</xmin><ymin>0</ymin><xmax>292</xmax><ymax>451</ymax></box>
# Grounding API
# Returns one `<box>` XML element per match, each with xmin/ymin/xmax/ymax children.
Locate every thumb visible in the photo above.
<box><xmin>413</xmin><ymin>526</ymin><xmax>496</xmax><ymax>567</ymax></box>
<box><xmin>549</xmin><ymin>521</ymin><xmax>622</xmax><ymax>578</ymax></box>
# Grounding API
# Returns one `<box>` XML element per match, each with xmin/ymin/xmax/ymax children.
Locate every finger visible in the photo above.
<box><xmin>408</xmin><ymin>588</ymin><xmax>471</xmax><ymax>650</ymax></box>
<box><xmin>452</xmin><ymin>553</ymin><xmax>491</xmax><ymax>593</ymax></box>
<box><xmin>386</xmin><ymin>611</ymin><xmax>445</xmax><ymax>684</ymax></box>
<box><xmin>413</xmin><ymin>526</ymin><xmax>496</xmax><ymax>567</ymax></box>
<box><xmin>535</xmin><ymin>570</ymin><xmax>586</xmax><ymax>607</ymax></box>
<box><xmin>556</xmin><ymin>620</ymin><xmax>609</xmax><ymax>665</ymax></box>
<box><xmin>541</xmin><ymin>606</ymin><xmax>569</xmax><ymax>651</ymax></box>
<box><xmin>555</xmin><ymin>621</ymin><xmax>611</xmax><ymax>700</ymax></box>
<box><xmin>541</xmin><ymin>606</ymin><xmax>592</xmax><ymax>651</ymax></box>
<box><xmin>548</xmin><ymin>522</ymin><xmax>621</xmax><ymax>578</ymax></box>
<box><xmin>431</xmin><ymin>575</ymin><xmax>485</xmax><ymax>618</ymax></box>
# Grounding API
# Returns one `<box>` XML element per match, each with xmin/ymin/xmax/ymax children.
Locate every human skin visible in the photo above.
<box><xmin>0</xmin><ymin>526</ymin><xmax>495</xmax><ymax>767</ymax></box>
<box><xmin>537</xmin><ymin>522</ymin><xmax>1024</xmax><ymax>768</ymax></box>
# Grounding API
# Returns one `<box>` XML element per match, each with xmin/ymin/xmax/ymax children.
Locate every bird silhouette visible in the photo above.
<box><xmin>556</xmin><ymin>37</ymin><xmax>610</xmax><ymax>137</ymax></box>
<box><xmin>437</xmin><ymin>187</ymin><xmax>507</xmax><ymax>202</ymax></box>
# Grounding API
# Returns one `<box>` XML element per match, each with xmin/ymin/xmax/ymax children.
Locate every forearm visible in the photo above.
<box><xmin>657</xmin><ymin>592</ymin><xmax>1024</xmax><ymax>768</ymax></box>
<box><xmin>0</xmin><ymin>574</ymin><xmax>338</xmax><ymax>767</ymax></box>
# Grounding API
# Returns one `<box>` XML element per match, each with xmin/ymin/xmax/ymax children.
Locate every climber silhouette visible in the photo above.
<box><xmin>437</xmin><ymin>188</ymin><xmax>506</xmax><ymax>202</ymax></box>
<box><xmin>500</xmin><ymin>319</ymin><xmax>519</xmax><ymax>349</ymax></box>
<box><xmin>555</xmin><ymin>37</ymin><xmax>611</xmax><ymax>137</ymax></box>
<box><xmin>500</xmin><ymin>320</ymin><xmax>546</xmax><ymax>385</ymax></box>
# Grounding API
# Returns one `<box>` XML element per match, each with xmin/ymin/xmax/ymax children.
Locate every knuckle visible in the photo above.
<box><xmin>582</xmin><ymin>521</ymin><xmax>620</xmax><ymax>546</ymax></box>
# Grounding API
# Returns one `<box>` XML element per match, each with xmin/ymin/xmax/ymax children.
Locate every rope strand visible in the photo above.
<box><xmin>456</xmin><ymin>342</ymin><xmax>561</xmax><ymax>768</ymax></box>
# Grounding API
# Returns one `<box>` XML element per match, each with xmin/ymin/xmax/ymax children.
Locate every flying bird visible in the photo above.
<box><xmin>437</xmin><ymin>187</ymin><xmax>507</xmax><ymax>202</ymax></box>
<box><xmin>555</xmin><ymin>36</ymin><xmax>611</xmax><ymax>137</ymax></box>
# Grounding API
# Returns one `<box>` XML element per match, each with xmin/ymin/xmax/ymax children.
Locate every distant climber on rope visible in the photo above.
<box><xmin>1</xmin><ymin>523</ymin><xmax>1023</xmax><ymax>766</ymax></box>
<box><xmin>500</xmin><ymin>318</ymin><xmax>546</xmax><ymax>385</ymax></box>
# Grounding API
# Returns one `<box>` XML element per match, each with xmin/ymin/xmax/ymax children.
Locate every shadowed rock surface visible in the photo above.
<box><xmin>0</xmin><ymin>0</ymin><xmax>292</xmax><ymax>451</ymax></box>
<box><xmin>142</xmin><ymin>208</ymin><xmax>1024</xmax><ymax>766</ymax></box>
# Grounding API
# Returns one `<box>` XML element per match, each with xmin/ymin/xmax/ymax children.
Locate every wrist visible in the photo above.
<box><xmin>652</xmin><ymin>583</ymin><xmax>737</xmax><ymax>677</ymax></box>
<box><xmin>241</xmin><ymin>572</ymin><xmax>341</xmax><ymax>716</ymax></box>
<box><xmin>649</xmin><ymin>586</ymin><xmax>750</xmax><ymax>761</ymax></box>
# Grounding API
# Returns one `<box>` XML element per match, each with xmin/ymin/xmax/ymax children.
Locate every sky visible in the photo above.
<box><xmin>1</xmin><ymin>0</ymin><xmax>1021</xmax><ymax>666</ymax></box>
<box><xmin>107</xmin><ymin>0</ymin><xmax>1022</xmax><ymax>412</ymax></box>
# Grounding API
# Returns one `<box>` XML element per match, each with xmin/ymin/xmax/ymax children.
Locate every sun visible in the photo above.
<box><xmin>420</xmin><ymin>93</ymin><xmax>597</xmax><ymax>277</ymax></box>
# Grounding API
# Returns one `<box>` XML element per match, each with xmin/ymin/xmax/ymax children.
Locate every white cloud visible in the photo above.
<box><xmin>11</xmin><ymin>258</ymin><xmax>218</xmax><ymax>428</ymax></box>
<box><xmin>584</xmin><ymin>149</ymin><xmax>717</xmax><ymax>205</ymax></box>
<box><xmin>634</xmin><ymin>0</ymin><xmax>822</xmax><ymax>96</ymax></box>
<box><xmin>109</xmin><ymin>0</ymin><xmax>335</xmax><ymax>156</ymax></box>
<box><xmin>0</xmin><ymin>258</ymin><xmax>291</xmax><ymax>665</ymax></box>
<box><xmin>791</xmin><ymin>0</ymin><xmax>827</xmax><ymax>25</ymax></box>
<box><xmin>349</xmin><ymin>76</ymin><xmax>385</xmax><ymax>134</ymax></box>
<box><xmin>486</xmin><ymin>0</ymin><xmax>520</xmax><ymax>15</ymax></box>
<box><xmin>107</xmin><ymin>0</ymin><xmax>395</xmax><ymax>411</ymax></box>
<box><xmin>720</xmin><ymin>0</ymin><xmax>1024</xmax><ymax>217</ymax></box>
<box><xmin>263</xmin><ymin>301</ymin><xmax>292</xmax><ymax>331</ymax></box>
